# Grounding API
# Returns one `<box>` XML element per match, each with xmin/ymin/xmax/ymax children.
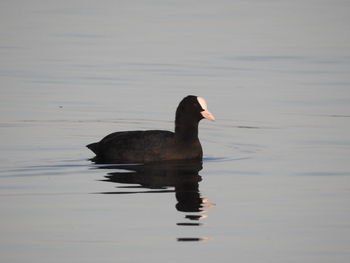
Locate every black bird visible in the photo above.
<box><xmin>87</xmin><ymin>95</ymin><xmax>215</xmax><ymax>163</ymax></box>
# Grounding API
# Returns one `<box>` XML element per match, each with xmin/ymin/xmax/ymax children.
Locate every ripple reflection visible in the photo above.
<box><xmin>94</xmin><ymin>160</ymin><xmax>214</xmax><ymax>242</ymax></box>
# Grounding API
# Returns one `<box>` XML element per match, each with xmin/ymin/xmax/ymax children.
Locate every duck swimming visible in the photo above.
<box><xmin>87</xmin><ymin>95</ymin><xmax>215</xmax><ymax>163</ymax></box>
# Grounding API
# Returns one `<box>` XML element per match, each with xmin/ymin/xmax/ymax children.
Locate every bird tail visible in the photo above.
<box><xmin>86</xmin><ymin>142</ymin><xmax>99</xmax><ymax>155</ymax></box>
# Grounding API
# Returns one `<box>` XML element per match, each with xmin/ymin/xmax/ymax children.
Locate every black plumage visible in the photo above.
<box><xmin>87</xmin><ymin>95</ymin><xmax>214</xmax><ymax>163</ymax></box>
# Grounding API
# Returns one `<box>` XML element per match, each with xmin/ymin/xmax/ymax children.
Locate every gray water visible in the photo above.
<box><xmin>1</xmin><ymin>1</ymin><xmax>350</xmax><ymax>262</ymax></box>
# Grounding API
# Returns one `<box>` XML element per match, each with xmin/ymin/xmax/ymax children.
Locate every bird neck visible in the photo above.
<box><xmin>175</xmin><ymin>119</ymin><xmax>199</xmax><ymax>141</ymax></box>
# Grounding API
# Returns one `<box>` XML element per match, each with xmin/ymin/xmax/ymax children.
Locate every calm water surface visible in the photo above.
<box><xmin>1</xmin><ymin>1</ymin><xmax>350</xmax><ymax>262</ymax></box>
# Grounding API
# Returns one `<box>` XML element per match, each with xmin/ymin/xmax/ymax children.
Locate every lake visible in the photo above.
<box><xmin>1</xmin><ymin>1</ymin><xmax>350</xmax><ymax>262</ymax></box>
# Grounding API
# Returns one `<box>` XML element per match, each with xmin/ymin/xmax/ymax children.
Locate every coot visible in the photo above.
<box><xmin>87</xmin><ymin>95</ymin><xmax>215</xmax><ymax>163</ymax></box>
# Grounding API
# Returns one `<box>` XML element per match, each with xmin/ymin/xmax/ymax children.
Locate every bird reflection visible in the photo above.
<box><xmin>93</xmin><ymin>159</ymin><xmax>214</xmax><ymax>241</ymax></box>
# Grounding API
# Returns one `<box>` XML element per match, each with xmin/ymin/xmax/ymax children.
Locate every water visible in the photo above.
<box><xmin>1</xmin><ymin>1</ymin><xmax>350</xmax><ymax>262</ymax></box>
